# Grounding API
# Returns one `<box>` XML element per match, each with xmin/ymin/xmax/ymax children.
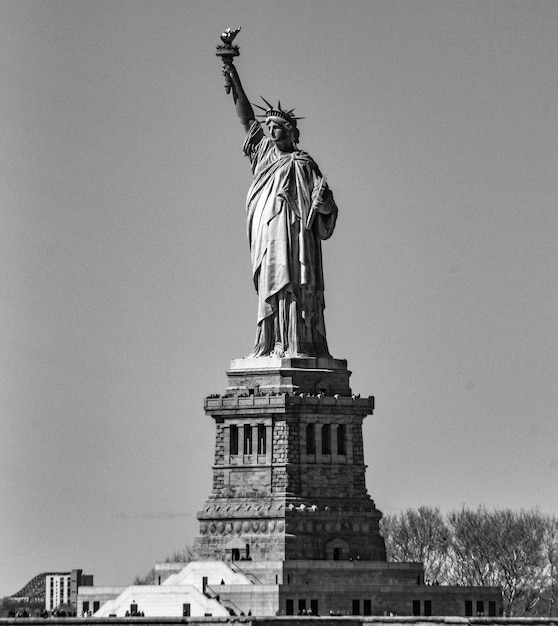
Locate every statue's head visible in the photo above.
<box><xmin>266</xmin><ymin>117</ymin><xmax>300</xmax><ymax>150</ymax></box>
<box><xmin>254</xmin><ymin>98</ymin><xmax>303</xmax><ymax>148</ymax></box>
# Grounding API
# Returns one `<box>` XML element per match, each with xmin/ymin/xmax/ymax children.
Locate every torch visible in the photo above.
<box><xmin>216</xmin><ymin>27</ymin><xmax>241</xmax><ymax>94</ymax></box>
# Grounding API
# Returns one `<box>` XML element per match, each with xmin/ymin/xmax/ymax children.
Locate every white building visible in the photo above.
<box><xmin>45</xmin><ymin>573</ymin><xmax>71</xmax><ymax>611</ymax></box>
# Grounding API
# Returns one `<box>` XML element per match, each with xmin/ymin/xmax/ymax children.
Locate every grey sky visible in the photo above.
<box><xmin>1</xmin><ymin>0</ymin><xmax>557</xmax><ymax>598</ymax></box>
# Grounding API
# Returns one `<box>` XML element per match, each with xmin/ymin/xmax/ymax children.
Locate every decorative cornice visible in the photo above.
<box><xmin>205</xmin><ymin>393</ymin><xmax>374</xmax><ymax>412</ymax></box>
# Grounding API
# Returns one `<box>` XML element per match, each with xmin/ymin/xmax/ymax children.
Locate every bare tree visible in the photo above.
<box><xmin>133</xmin><ymin>544</ymin><xmax>193</xmax><ymax>584</ymax></box>
<box><xmin>382</xmin><ymin>505</ymin><xmax>556</xmax><ymax>616</ymax></box>
<box><xmin>446</xmin><ymin>506</ymin><xmax>500</xmax><ymax>587</ymax></box>
<box><xmin>165</xmin><ymin>545</ymin><xmax>193</xmax><ymax>563</ymax></box>
<box><xmin>133</xmin><ymin>567</ymin><xmax>156</xmax><ymax>585</ymax></box>
<box><xmin>381</xmin><ymin>506</ymin><xmax>450</xmax><ymax>584</ymax></box>
<box><xmin>538</xmin><ymin>515</ymin><xmax>558</xmax><ymax>617</ymax></box>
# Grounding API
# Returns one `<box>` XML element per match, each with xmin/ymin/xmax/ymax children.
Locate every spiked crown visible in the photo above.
<box><xmin>254</xmin><ymin>97</ymin><xmax>304</xmax><ymax>128</ymax></box>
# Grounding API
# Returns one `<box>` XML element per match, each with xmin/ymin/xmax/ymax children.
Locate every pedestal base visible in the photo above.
<box><xmin>194</xmin><ymin>357</ymin><xmax>383</xmax><ymax>563</ymax></box>
<box><xmin>227</xmin><ymin>356</ymin><xmax>352</xmax><ymax>396</ymax></box>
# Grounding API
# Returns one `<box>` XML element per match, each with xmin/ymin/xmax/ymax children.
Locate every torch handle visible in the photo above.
<box><xmin>223</xmin><ymin>61</ymin><xmax>233</xmax><ymax>94</ymax></box>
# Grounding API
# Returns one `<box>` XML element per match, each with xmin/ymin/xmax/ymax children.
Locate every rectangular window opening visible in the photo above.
<box><xmin>306</xmin><ymin>423</ymin><xmax>316</xmax><ymax>455</ymax></box>
<box><xmin>257</xmin><ymin>424</ymin><xmax>266</xmax><ymax>455</ymax></box>
<box><xmin>337</xmin><ymin>424</ymin><xmax>346</xmax><ymax>455</ymax></box>
<box><xmin>229</xmin><ymin>425</ymin><xmax>238</xmax><ymax>456</ymax></box>
<box><xmin>322</xmin><ymin>424</ymin><xmax>331</xmax><ymax>455</ymax></box>
<box><xmin>243</xmin><ymin>424</ymin><xmax>252</xmax><ymax>455</ymax></box>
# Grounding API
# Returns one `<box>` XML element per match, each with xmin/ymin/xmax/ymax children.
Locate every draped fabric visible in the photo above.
<box><xmin>243</xmin><ymin>121</ymin><xmax>338</xmax><ymax>357</ymax></box>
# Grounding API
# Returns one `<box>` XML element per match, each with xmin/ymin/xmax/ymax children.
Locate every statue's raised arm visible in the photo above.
<box><xmin>223</xmin><ymin>63</ymin><xmax>255</xmax><ymax>132</ymax></box>
<box><xmin>216</xmin><ymin>28</ymin><xmax>254</xmax><ymax>132</ymax></box>
<box><xmin>216</xmin><ymin>29</ymin><xmax>338</xmax><ymax>359</ymax></box>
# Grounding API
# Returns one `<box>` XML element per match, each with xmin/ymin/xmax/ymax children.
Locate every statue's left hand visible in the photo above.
<box><xmin>311</xmin><ymin>178</ymin><xmax>326</xmax><ymax>207</ymax></box>
<box><xmin>311</xmin><ymin>182</ymin><xmax>334</xmax><ymax>217</ymax></box>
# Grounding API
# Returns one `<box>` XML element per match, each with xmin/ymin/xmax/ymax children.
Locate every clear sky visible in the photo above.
<box><xmin>1</xmin><ymin>0</ymin><xmax>557</xmax><ymax>599</ymax></box>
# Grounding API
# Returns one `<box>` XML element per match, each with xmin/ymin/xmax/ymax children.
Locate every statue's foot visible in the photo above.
<box><xmin>245</xmin><ymin>348</ymin><xmax>283</xmax><ymax>358</ymax></box>
<box><xmin>269</xmin><ymin>342</ymin><xmax>285</xmax><ymax>357</ymax></box>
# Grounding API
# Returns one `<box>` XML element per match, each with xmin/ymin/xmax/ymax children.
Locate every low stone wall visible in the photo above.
<box><xmin>2</xmin><ymin>616</ymin><xmax>558</xmax><ymax>626</ymax></box>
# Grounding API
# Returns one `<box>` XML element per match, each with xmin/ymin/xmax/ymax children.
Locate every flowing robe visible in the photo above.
<box><xmin>243</xmin><ymin>121</ymin><xmax>338</xmax><ymax>358</ymax></box>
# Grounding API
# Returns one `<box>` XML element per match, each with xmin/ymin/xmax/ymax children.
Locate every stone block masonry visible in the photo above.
<box><xmin>193</xmin><ymin>358</ymin><xmax>385</xmax><ymax>563</ymax></box>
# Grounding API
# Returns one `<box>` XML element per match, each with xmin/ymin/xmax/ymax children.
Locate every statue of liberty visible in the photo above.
<box><xmin>218</xmin><ymin>31</ymin><xmax>338</xmax><ymax>358</ymax></box>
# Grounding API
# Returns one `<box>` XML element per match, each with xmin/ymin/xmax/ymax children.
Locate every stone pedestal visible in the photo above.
<box><xmin>226</xmin><ymin>356</ymin><xmax>352</xmax><ymax>396</ymax></box>
<box><xmin>193</xmin><ymin>357</ymin><xmax>386</xmax><ymax>563</ymax></box>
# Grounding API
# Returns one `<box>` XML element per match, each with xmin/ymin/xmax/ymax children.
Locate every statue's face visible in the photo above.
<box><xmin>267</xmin><ymin>120</ymin><xmax>294</xmax><ymax>152</ymax></box>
